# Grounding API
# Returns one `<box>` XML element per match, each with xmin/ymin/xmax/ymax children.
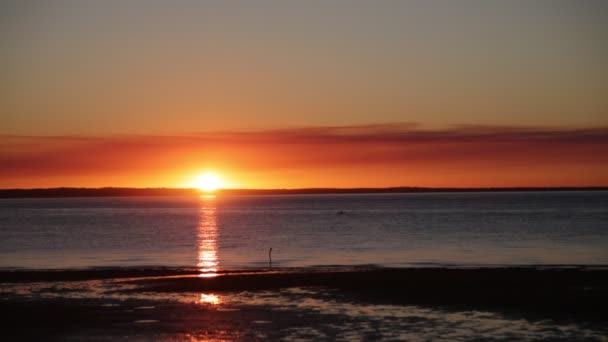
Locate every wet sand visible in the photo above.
<box><xmin>2</xmin><ymin>298</ymin><xmax>309</xmax><ymax>341</ymax></box>
<box><xmin>125</xmin><ymin>267</ymin><xmax>608</xmax><ymax>314</ymax></box>
<box><xmin>2</xmin><ymin>267</ymin><xmax>607</xmax><ymax>340</ymax></box>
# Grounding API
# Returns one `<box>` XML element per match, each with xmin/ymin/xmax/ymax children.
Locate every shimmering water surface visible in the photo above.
<box><xmin>1</xmin><ymin>191</ymin><xmax>607</xmax><ymax>269</ymax></box>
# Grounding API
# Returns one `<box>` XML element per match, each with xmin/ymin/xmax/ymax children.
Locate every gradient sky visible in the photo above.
<box><xmin>1</xmin><ymin>1</ymin><xmax>607</xmax><ymax>188</ymax></box>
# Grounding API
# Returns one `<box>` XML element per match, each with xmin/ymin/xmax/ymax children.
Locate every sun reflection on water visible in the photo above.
<box><xmin>198</xmin><ymin>195</ymin><xmax>219</xmax><ymax>278</ymax></box>
<box><xmin>198</xmin><ymin>293</ymin><xmax>221</xmax><ymax>305</ymax></box>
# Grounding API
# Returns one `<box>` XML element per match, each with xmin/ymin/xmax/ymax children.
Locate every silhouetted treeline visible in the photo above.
<box><xmin>0</xmin><ymin>186</ymin><xmax>606</xmax><ymax>198</ymax></box>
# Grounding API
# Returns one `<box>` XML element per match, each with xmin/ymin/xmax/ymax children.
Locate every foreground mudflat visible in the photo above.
<box><xmin>1</xmin><ymin>267</ymin><xmax>607</xmax><ymax>341</ymax></box>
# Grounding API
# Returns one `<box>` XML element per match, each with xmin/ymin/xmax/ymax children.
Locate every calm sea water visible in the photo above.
<box><xmin>0</xmin><ymin>191</ymin><xmax>607</xmax><ymax>269</ymax></box>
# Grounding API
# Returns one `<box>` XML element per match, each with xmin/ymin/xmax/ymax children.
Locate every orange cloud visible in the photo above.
<box><xmin>1</xmin><ymin>124</ymin><xmax>607</xmax><ymax>189</ymax></box>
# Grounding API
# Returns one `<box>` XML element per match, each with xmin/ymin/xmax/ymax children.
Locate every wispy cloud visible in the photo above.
<box><xmin>1</xmin><ymin>124</ymin><xmax>607</xmax><ymax>187</ymax></box>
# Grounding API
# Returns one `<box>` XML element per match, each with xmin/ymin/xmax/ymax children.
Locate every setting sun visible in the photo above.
<box><xmin>196</xmin><ymin>173</ymin><xmax>221</xmax><ymax>192</ymax></box>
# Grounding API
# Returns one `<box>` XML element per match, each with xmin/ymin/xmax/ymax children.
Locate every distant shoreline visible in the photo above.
<box><xmin>0</xmin><ymin>186</ymin><xmax>607</xmax><ymax>198</ymax></box>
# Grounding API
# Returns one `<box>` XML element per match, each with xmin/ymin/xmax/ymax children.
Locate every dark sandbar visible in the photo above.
<box><xmin>123</xmin><ymin>267</ymin><xmax>608</xmax><ymax>315</ymax></box>
<box><xmin>3</xmin><ymin>267</ymin><xmax>606</xmax><ymax>315</ymax></box>
<box><xmin>3</xmin><ymin>267</ymin><xmax>608</xmax><ymax>340</ymax></box>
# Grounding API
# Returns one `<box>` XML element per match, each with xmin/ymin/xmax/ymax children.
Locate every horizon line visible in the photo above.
<box><xmin>1</xmin><ymin>186</ymin><xmax>607</xmax><ymax>198</ymax></box>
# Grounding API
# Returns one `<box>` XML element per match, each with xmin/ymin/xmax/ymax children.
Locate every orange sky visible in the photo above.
<box><xmin>2</xmin><ymin>2</ymin><xmax>607</xmax><ymax>188</ymax></box>
<box><xmin>1</xmin><ymin>124</ymin><xmax>607</xmax><ymax>189</ymax></box>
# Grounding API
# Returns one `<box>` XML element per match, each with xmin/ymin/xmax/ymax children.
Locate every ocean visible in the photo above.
<box><xmin>1</xmin><ymin>191</ymin><xmax>607</xmax><ymax>270</ymax></box>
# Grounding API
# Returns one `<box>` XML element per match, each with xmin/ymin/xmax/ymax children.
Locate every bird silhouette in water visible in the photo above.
<box><xmin>268</xmin><ymin>247</ymin><xmax>272</xmax><ymax>268</ymax></box>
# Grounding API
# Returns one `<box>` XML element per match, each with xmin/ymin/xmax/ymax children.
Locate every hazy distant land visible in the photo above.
<box><xmin>0</xmin><ymin>186</ymin><xmax>606</xmax><ymax>198</ymax></box>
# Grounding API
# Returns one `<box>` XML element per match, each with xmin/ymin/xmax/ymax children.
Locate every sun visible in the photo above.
<box><xmin>196</xmin><ymin>173</ymin><xmax>221</xmax><ymax>192</ymax></box>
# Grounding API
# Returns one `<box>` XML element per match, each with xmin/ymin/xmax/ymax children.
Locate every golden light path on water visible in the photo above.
<box><xmin>197</xmin><ymin>195</ymin><xmax>219</xmax><ymax>278</ymax></box>
<box><xmin>198</xmin><ymin>293</ymin><xmax>221</xmax><ymax>305</ymax></box>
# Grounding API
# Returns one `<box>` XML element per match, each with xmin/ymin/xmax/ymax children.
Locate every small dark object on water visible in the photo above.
<box><xmin>337</xmin><ymin>210</ymin><xmax>345</xmax><ymax>215</ymax></box>
<box><xmin>268</xmin><ymin>248</ymin><xmax>272</xmax><ymax>268</ymax></box>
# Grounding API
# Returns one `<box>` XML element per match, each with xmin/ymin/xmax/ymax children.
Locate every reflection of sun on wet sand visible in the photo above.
<box><xmin>199</xmin><ymin>293</ymin><xmax>220</xmax><ymax>305</ymax></box>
